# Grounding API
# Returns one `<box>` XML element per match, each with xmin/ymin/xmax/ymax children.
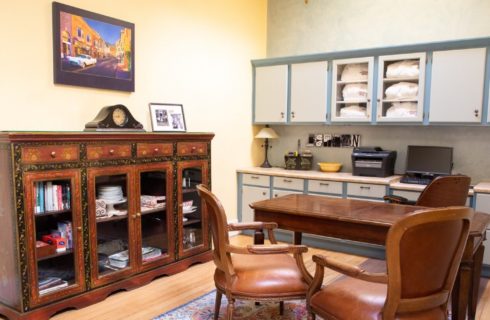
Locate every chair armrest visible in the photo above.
<box><xmin>383</xmin><ymin>195</ymin><xmax>416</xmax><ymax>205</ymax></box>
<box><xmin>247</xmin><ymin>244</ymin><xmax>308</xmax><ymax>255</ymax></box>
<box><xmin>227</xmin><ymin>221</ymin><xmax>278</xmax><ymax>232</ymax></box>
<box><xmin>312</xmin><ymin>255</ymin><xmax>387</xmax><ymax>284</ymax></box>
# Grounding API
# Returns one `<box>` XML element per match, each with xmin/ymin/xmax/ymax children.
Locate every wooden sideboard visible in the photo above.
<box><xmin>0</xmin><ymin>132</ymin><xmax>214</xmax><ymax>320</ymax></box>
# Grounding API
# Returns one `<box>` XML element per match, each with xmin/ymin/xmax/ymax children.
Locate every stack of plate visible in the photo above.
<box><xmin>97</xmin><ymin>185</ymin><xmax>124</xmax><ymax>202</ymax></box>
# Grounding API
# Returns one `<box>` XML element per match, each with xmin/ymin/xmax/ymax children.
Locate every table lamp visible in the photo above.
<box><xmin>255</xmin><ymin>125</ymin><xmax>279</xmax><ymax>168</ymax></box>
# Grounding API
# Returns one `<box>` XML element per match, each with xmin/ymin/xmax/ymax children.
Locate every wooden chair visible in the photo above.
<box><xmin>307</xmin><ymin>206</ymin><xmax>473</xmax><ymax>320</ymax></box>
<box><xmin>384</xmin><ymin>175</ymin><xmax>471</xmax><ymax>207</ymax></box>
<box><xmin>196</xmin><ymin>184</ymin><xmax>312</xmax><ymax>320</ymax></box>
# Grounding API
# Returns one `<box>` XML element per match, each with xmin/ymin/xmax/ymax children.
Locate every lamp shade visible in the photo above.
<box><xmin>255</xmin><ymin>127</ymin><xmax>279</xmax><ymax>139</ymax></box>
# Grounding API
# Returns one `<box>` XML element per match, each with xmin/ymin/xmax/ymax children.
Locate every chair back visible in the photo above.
<box><xmin>383</xmin><ymin>206</ymin><xmax>473</xmax><ymax>318</ymax></box>
<box><xmin>196</xmin><ymin>185</ymin><xmax>235</xmax><ymax>278</ymax></box>
<box><xmin>416</xmin><ymin>175</ymin><xmax>471</xmax><ymax>207</ymax></box>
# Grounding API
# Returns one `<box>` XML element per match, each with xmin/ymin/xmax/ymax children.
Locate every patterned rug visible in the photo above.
<box><xmin>153</xmin><ymin>290</ymin><xmax>308</xmax><ymax>320</ymax></box>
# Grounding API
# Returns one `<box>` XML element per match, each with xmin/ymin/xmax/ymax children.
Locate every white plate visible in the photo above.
<box><xmin>183</xmin><ymin>206</ymin><xmax>198</xmax><ymax>214</ymax></box>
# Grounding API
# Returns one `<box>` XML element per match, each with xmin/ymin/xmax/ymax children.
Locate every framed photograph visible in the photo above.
<box><xmin>149</xmin><ymin>103</ymin><xmax>187</xmax><ymax>132</ymax></box>
<box><xmin>52</xmin><ymin>2</ymin><xmax>135</xmax><ymax>92</ymax></box>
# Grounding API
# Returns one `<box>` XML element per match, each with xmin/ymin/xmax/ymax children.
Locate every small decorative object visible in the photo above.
<box><xmin>95</xmin><ymin>199</ymin><xmax>107</xmax><ymax>218</ymax></box>
<box><xmin>52</xmin><ymin>2</ymin><xmax>135</xmax><ymax>92</ymax></box>
<box><xmin>149</xmin><ymin>103</ymin><xmax>187</xmax><ymax>132</ymax></box>
<box><xmin>309</xmin><ymin>133</ymin><xmax>361</xmax><ymax>148</ymax></box>
<box><xmin>318</xmin><ymin>162</ymin><xmax>343</xmax><ymax>172</ymax></box>
<box><xmin>285</xmin><ymin>153</ymin><xmax>313</xmax><ymax>170</ymax></box>
<box><xmin>255</xmin><ymin>125</ymin><xmax>279</xmax><ymax>168</ymax></box>
<box><xmin>84</xmin><ymin>104</ymin><xmax>144</xmax><ymax>131</ymax></box>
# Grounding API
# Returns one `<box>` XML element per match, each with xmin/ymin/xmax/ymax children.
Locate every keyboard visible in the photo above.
<box><xmin>400</xmin><ymin>176</ymin><xmax>432</xmax><ymax>185</ymax></box>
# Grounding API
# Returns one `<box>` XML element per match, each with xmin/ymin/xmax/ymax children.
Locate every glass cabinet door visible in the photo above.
<box><xmin>178</xmin><ymin>160</ymin><xmax>209</xmax><ymax>257</ymax></box>
<box><xmin>88</xmin><ymin>167</ymin><xmax>135</xmax><ymax>287</ymax></box>
<box><xmin>136</xmin><ymin>163</ymin><xmax>174</xmax><ymax>270</ymax></box>
<box><xmin>24</xmin><ymin>169</ymin><xmax>84</xmax><ymax>306</ymax></box>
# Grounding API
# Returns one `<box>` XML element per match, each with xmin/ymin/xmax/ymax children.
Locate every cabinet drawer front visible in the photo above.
<box><xmin>177</xmin><ymin>142</ymin><xmax>207</xmax><ymax>156</ymax></box>
<box><xmin>86</xmin><ymin>144</ymin><xmax>132</xmax><ymax>160</ymax></box>
<box><xmin>308</xmin><ymin>180</ymin><xmax>343</xmax><ymax>195</ymax></box>
<box><xmin>391</xmin><ymin>190</ymin><xmax>420</xmax><ymax>202</ymax></box>
<box><xmin>242</xmin><ymin>174</ymin><xmax>270</xmax><ymax>187</ymax></box>
<box><xmin>137</xmin><ymin>143</ymin><xmax>173</xmax><ymax>158</ymax></box>
<box><xmin>21</xmin><ymin>145</ymin><xmax>80</xmax><ymax>164</ymax></box>
<box><xmin>273</xmin><ymin>177</ymin><xmax>304</xmax><ymax>191</ymax></box>
<box><xmin>347</xmin><ymin>183</ymin><xmax>386</xmax><ymax>198</ymax></box>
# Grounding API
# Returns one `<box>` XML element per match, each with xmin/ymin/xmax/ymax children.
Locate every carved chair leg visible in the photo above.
<box><xmin>214</xmin><ymin>290</ymin><xmax>223</xmax><ymax>320</ymax></box>
<box><xmin>279</xmin><ymin>301</ymin><xmax>284</xmax><ymax>315</ymax></box>
<box><xmin>226</xmin><ymin>298</ymin><xmax>235</xmax><ymax>320</ymax></box>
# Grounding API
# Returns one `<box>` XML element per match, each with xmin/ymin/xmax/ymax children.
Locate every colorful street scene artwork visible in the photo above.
<box><xmin>59</xmin><ymin>11</ymin><xmax>132</xmax><ymax>80</ymax></box>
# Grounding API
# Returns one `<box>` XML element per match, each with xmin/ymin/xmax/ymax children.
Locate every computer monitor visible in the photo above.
<box><xmin>405</xmin><ymin>145</ymin><xmax>453</xmax><ymax>176</ymax></box>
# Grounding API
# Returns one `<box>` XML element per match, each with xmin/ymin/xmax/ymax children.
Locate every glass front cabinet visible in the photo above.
<box><xmin>24</xmin><ymin>169</ymin><xmax>85</xmax><ymax>307</ymax></box>
<box><xmin>0</xmin><ymin>132</ymin><xmax>213</xmax><ymax>319</ymax></box>
<box><xmin>178</xmin><ymin>160</ymin><xmax>209</xmax><ymax>258</ymax></box>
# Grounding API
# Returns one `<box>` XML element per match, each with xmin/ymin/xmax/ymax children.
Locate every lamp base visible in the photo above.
<box><xmin>260</xmin><ymin>159</ymin><xmax>272</xmax><ymax>168</ymax></box>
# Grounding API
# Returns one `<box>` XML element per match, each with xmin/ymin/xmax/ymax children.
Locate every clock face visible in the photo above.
<box><xmin>112</xmin><ymin>108</ymin><xmax>128</xmax><ymax>127</ymax></box>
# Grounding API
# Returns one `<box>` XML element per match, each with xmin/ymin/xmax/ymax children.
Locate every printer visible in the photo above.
<box><xmin>351</xmin><ymin>147</ymin><xmax>397</xmax><ymax>177</ymax></box>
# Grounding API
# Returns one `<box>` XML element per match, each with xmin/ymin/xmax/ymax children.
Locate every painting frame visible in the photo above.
<box><xmin>149</xmin><ymin>103</ymin><xmax>187</xmax><ymax>132</ymax></box>
<box><xmin>52</xmin><ymin>2</ymin><xmax>135</xmax><ymax>92</ymax></box>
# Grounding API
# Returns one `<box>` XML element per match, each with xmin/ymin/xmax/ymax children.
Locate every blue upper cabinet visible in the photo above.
<box><xmin>252</xmin><ymin>37</ymin><xmax>490</xmax><ymax>126</ymax></box>
<box><xmin>331</xmin><ymin>57</ymin><xmax>374</xmax><ymax>123</ymax></box>
<box><xmin>429</xmin><ymin>48</ymin><xmax>486</xmax><ymax>123</ymax></box>
<box><xmin>376</xmin><ymin>53</ymin><xmax>426</xmax><ymax>123</ymax></box>
<box><xmin>290</xmin><ymin>61</ymin><xmax>329</xmax><ymax>123</ymax></box>
<box><xmin>253</xmin><ymin>65</ymin><xmax>288</xmax><ymax>124</ymax></box>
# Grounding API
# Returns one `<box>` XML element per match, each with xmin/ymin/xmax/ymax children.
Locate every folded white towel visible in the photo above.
<box><xmin>340</xmin><ymin>105</ymin><xmax>367</xmax><ymax>118</ymax></box>
<box><xmin>385</xmin><ymin>82</ymin><xmax>419</xmax><ymax>99</ymax></box>
<box><xmin>386</xmin><ymin>102</ymin><xmax>418</xmax><ymax>118</ymax></box>
<box><xmin>342</xmin><ymin>83</ymin><xmax>368</xmax><ymax>101</ymax></box>
<box><xmin>386</xmin><ymin>60</ymin><xmax>419</xmax><ymax>78</ymax></box>
<box><xmin>341</xmin><ymin>63</ymin><xmax>369</xmax><ymax>81</ymax></box>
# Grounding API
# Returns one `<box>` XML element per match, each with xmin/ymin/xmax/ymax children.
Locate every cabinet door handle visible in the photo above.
<box><xmin>109</xmin><ymin>149</ymin><xmax>115</xmax><ymax>155</ymax></box>
<box><xmin>319</xmin><ymin>182</ymin><xmax>329</xmax><ymax>186</ymax></box>
<box><xmin>280</xmin><ymin>112</ymin><xmax>284</xmax><ymax>118</ymax></box>
<box><xmin>77</xmin><ymin>226</ymin><xmax>82</xmax><ymax>231</ymax></box>
<box><xmin>50</xmin><ymin>151</ymin><xmax>56</xmax><ymax>158</ymax></box>
<box><xmin>360</xmin><ymin>186</ymin><xmax>371</xmax><ymax>190</ymax></box>
<box><xmin>262</xmin><ymin>192</ymin><xmax>267</xmax><ymax>196</ymax></box>
<box><xmin>251</xmin><ymin>176</ymin><xmax>259</xmax><ymax>179</ymax></box>
<box><xmin>191</xmin><ymin>146</ymin><xmax>197</xmax><ymax>153</ymax></box>
<box><xmin>136</xmin><ymin>212</ymin><xmax>141</xmax><ymax>217</ymax></box>
<box><xmin>153</xmin><ymin>148</ymin><xmax>159</xmax><ymax>153</ymax></box>
<box><xmin>291</xmin><ymin>111</ymin><xmax>295</xmax><ymax>118</ymax></box>
<box><xmin>274</xmin><ymin>194</ymin><xmax>279</xmax><ymax>198</ymax></box>
<box><xmin>283</xmin><ymin>179</ymin><xmax>292</xmax><ymax>183</ymax></box>
<box><xmin>475</xmin><ymin>109</ymin><xmax>479</xmax><ymax>117</ymax></box>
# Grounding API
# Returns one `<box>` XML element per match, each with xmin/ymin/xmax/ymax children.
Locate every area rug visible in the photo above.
<box><xmin>153</xmin><ymin>290</ymin><xmax>308</xmax><ymax>320</ymax></box>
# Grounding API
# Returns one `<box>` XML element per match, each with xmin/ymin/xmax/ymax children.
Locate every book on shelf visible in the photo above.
<box><xmin>142</xmin><ymin>246</ymin><xmax>162</xmax><ymax>261</ymax></box>
<box><xmin>35</xmin><ymin>181</ymin><xmax>71</xmax><ymax>214</ymax></box>
<box><xmin>108</xmin><ymin>250</ymin><xmax>129</xmax><ymax>269</ymax></box>
<box><xmin>38</xmin><ymin>277</ymin><xmax>68</xmax><ymax>295</ymax></box>
<box><xmin>57</xmin><ymin>221</ymin><xmax>73</xmax><ymax>249</ymax></box>
<box><xmin>140</xmin><ymin>195</ymin><xmax>166</xmax><ymax>208</ymax></box>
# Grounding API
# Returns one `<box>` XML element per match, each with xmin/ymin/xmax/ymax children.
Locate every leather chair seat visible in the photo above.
<box><xmin>310</xmin><ymin>276</ymin><xmax>447</xmax><ymax>320</ymax></box>
<box><xmin>214</xmin><ymin>253</ymin><xmax>308</xmax><ymax>298</ymax></box>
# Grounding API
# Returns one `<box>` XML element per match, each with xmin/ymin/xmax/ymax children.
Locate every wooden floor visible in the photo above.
<box><xmin>2</xmin><ymin>235</ymin><xmax>489</xmax><ymax>319</ymax></box>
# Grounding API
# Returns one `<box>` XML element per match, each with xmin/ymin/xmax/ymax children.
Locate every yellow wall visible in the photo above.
<box><xmin>0</xmin><ymin>0</ymin><xmax>267</xmax><ymax>218</ymax></box>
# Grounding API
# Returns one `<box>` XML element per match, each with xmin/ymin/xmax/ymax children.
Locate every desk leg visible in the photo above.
<box><xmin>293</xmin><ymin>232</ymin><xmax>302</xmax><ymax>245</ymax></box>
<box><xmin>469</xmin><ymin>244</ymin><xmax>484</xmax><ymax>319</ymax></box>
<box><xmin>452</xmin><ymin>263</ymin><xmax>471</xmax><ymax>320</ymax></box>
<box><xmin>254</xmin><ymin>229</ymin><xmax>265</xmax><ymax>245</ymax></box>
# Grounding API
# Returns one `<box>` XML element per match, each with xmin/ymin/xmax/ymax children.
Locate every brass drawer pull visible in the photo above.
<box><xmin>153</xmin><ymin>148</ymin><xmax>159</xmax><ymax>153</ymax></box>
<box><xmin>319</xmin><ymin>182</ymin><xmax>330</xmax><ymax>186</ymax></box>
<box><xmin>360</xmin><ymin>186</ymin><xmax>371</xmax><ymax>190</ymax></box>
<box><xmin>251</xmin><ymin>176</ymin><xmax>259</xmax><ymax>179</ymax></box>
<box><xmin>283</xmin><ymin>179</ymin><xmax>292</xmax><ymax>183</ymax></box>
<box><xmin>50</xmin><ymin>151</ymin><xmax>56</xmax><ymax>158</ymax></box>
<box><xmin>109</xmin><ymin>149</ymin><xmax>115</xmax><ymax>155</ymax></box>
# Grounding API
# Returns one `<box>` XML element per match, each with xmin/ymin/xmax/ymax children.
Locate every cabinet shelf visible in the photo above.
<box><xmin>182</xmin><ymin>188</ymin><xmax>197</xmax><ymax>194</ymax></box>
<box><xmin>140</xmin><ymin>207</ymin><xmax>166</xmax><ymax>215</ymax></box>
<box><xmin>381</xmin><ymin>98</ymin><xmax>418</xmax><ymax>103</ymax></box>
<box><xmin>335</xmin><ymin>100</ymin><xmax>368</xmax><ymax>104</ymax></box>
<box><xmin>35</xmin><ymin>209</ymin><xmax>71</xmax><ymax>217</ymax></box>
<box><xmin>383</xmin><ymin>77</ymin><xmax>419</xmax><ymax>82</ymax></box>
<box><xmin>96</xmin><ymin>214</ymin><xmax>128</xmax><ymax>223</ymax></box>
<box><xmin>183</xmin><ymin>218</ymin><xmax>201</xmax><ymax>226</ymax></box>
<box><xmin>37</xmin><ymin>249</ymin><xmax>73</xmax><ymax>262</ymax></box>
<box><xmin>336</xmin><ymin>79</ymin><xmax>368</xmax><ymax>84</ymax></box>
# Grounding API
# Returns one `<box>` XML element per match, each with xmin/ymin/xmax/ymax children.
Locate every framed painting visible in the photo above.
<box><xmin>149</xmin><ymin>103</ymin><xmax>187</xmax><ymax>132</ymax></box>
<box><xmin>52</xmin><ymin>2</ymin><xmax>135</xmax><ymax>92</ymax></box>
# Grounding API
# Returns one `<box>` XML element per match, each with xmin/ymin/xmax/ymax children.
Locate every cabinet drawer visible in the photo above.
<box><xmin>177</xmin><ymin>142</ymin><xmax>207</xmax><ymax>156</ymax></box>
<box><xmin>308</xmin><ymin>180</ymin><xmax>343</xmax><ymax>195</ymax></box>
<box><xmin>347</xmin><ymin>183</ymin><xmax>386</xmax><ymax>199</ymax></box>
<box><xmin>242</xmin><ymin>174</ymin><xmax>270</xmax><ymax>187</ymax></box>
<box><xmin>86</xmin><ymin>144</ymin><xmax>132</xmax><ymax>160</ymax></box>
<box><xmin>273</xmin><ymin>177</ymin><xmax>304</xmax><ymax>191</ymax></box>
<box><xmin>137</xmin><ymin>143</ymin><xmax>173</xmax><ymax>158</ymax></box>
<box><xmin>21</xmin><ymin>145</ymin><xmax>79</xmax><ymax>164</ymax></box>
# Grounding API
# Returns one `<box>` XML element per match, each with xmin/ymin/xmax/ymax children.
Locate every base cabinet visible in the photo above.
<box><xmin>0</xmin><ymin>132</ymin><xmax>213</xmax><ymax>320</ymax></box>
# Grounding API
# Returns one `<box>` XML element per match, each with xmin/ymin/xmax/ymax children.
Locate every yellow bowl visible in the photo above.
<box><xmin>318</xmin><ymin>162</ymin><xmax>342</xmax><ymax>172</ymax></box>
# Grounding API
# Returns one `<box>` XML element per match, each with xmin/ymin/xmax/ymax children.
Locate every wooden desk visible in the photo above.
<box><xmin>250</xmin><ymin>194</ymin><xmax>490</xmax><ymax>320</ymax></box>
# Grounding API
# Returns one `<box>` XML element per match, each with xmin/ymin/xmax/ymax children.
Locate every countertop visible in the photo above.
<box><xmin>238</xmin><ymin>167</ymin><xmax>487</xmax><ymax>195</ymax></box>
